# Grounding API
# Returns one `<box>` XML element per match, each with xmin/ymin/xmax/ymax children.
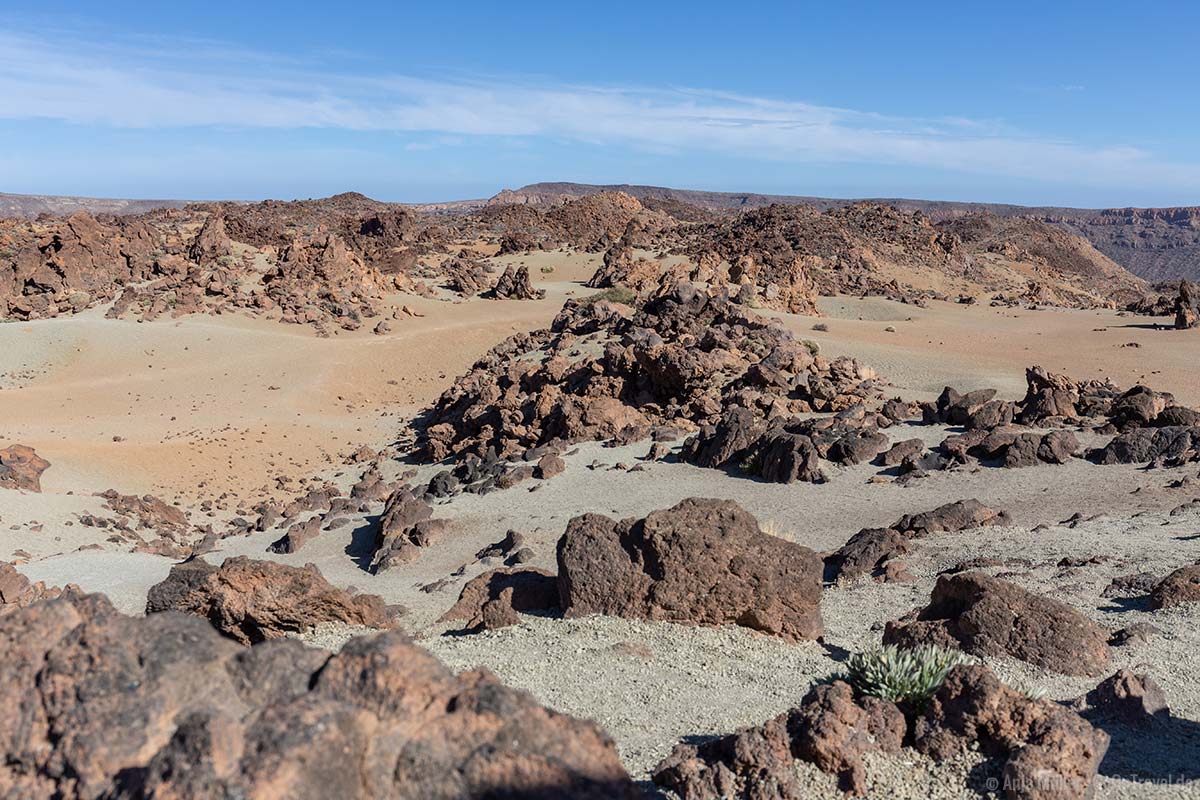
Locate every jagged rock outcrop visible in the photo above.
<box><xmin>0</xmin><ymin>592</ymin><xmax>636</xmax><ymax>799</ymax></box>
<box><xmin>438</xmin><ymin>567</ymin><xmax>559</xmax><ymax>633</ymax></box>
<box><xmin>0</xmin><ymin>563</ymin><xmax>78</xmax><ymax>617</ymax></box>
<box><xmin>369</xmin><ymin>486</ymin><xmax>448</xmax><ymax>571</ymax></box>
<box><xmin>0</xmin><ymin>212</ymin><xmax>160</xmax><ymax>319</ymax></box>
<box><xmin>145</xmin><ymin>556</ymin><xmax>397</xmax><ymax>644</ymax></box>
<box><xmin>914</xmin><ymin>665</ymin><xmax>1108</xmax><ymax>799</ymax></box>
<box><xmin>0</xmin><ymin>444</ymin><xmax>50</xmax><ymax>492</ymax></box>
<box><xmin>490</xmin><ymin>264</ymin><xmax>545</xmax><ymax>299</ymax></box>
<box><xmin>556</xmin><ymin>498</ymin><xmax>823</xmax><ymax>641</ymax></box>
<box><xmin>884</xmin><ymin>572</ymin><xmax>1111</xmax><ymax>676</ymax></box>
<box><xmin>654</xmin><ymin>680</ymin><xmax>905</xmax><ymax>797</ymax></box>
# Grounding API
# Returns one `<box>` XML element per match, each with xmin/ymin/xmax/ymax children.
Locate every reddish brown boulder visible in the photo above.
<box><xmin>557</xmin><ymin>498</ymin><xmax>823</xmax><ymax>641</ymax></box>
<box><xmin>1150</xmin><ymin>564</ymin><xmax>1200</xmax><ymax>609</ymax></box>
<box><xmin>145</xmin><ymin>556</ymin><xmax>397</xmax><ymax>645</ymax></box>
<box><xmin>891</xmin><ymin>499</ymin><xmax>1008</xmax><ymax>537</ymax></box>
<box><xmin>535</xmin><ymin>452</ymin><xmax>566</xmax><ymax>479</ymax></box>
<box><xmin>0</xmin><ymin>593</ymin><xmax>636</xmax><ymax>799</ymax></box>
<box><xmin>884</xmin><ymin>572</ymin><xmax>1111</xmax><ymax>676</ymax></box>
<box><xmin>0</xmin><ymin>444</ymin><xmax>50</xmax><ymax>492</ymax></box>
<box><xmin>877</xmin><ymin>438</ymin><xmax>924</xmax><ymax>467</ymax></box>
<box><xmin>825</xmin><ymin>528</ymin><xmax>910</xmax><ymax>583</ymax></box>
<box><xmin>438</xmin><ymin>567</ymin><xmax>559</xmax><ymax>633</ymax></box>
<box><xmin>914</xmin><ymin>665</ymin><xmax>1108</xmax><ymax>800</ymax></box>
<box><xmin>653</xmin><ymin>680</ymin><xmax>905</xmax><ymax>797</ymax></box>
<box><xmin>1072</xmin><ymin>670</ymin><xmax>1170</xmax><ymax>725</ymax></box>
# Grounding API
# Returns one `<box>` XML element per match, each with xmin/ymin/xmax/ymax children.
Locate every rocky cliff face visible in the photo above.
<box><xmin>1044</xmin><ymin>207</ymin><xmax>1200</xmax><ymax>282</ymax></box>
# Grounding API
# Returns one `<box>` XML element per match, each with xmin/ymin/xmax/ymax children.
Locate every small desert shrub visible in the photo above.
<box><xmin>842</xmin><ymin>644</ymin><xmax>971</xmax><ymax>706</ymax></box>
<box><xmin>811</xmin><ymin>322</ymin><xmax>829</xmax><ymax>332</ymax></box>
<box><xmin>539</xmin><ymin>265</ymin><xmax>555</xmax><ymax>274</ymax></box>
<box><xmin>1011</xmin><ymin>679</ymin><xmax>1048</xmax><ymax>701</ymax></box>
<box><xmin>800</xmin><ymin>339</ymin><xmax>820</xmax><ymax>356</ymax></box>
<box><xmin>581</xmin><ymin>286</ymin><xmax>637</xmax><ymax>306</ymax></box>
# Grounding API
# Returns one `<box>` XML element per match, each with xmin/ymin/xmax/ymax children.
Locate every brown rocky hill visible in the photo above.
<box><xmin>687</xmin><ymin>203</ymin><xmax>1145</xmax><ymax>309</ymax></box>
<box><xmin>492</xmin><ymin>182</ymin><xmax>1200</xmax><ymax>282</ymax></box>
<box><xmin>939</xmin><ymin>213</ymin><xmax>1148</xmax><ymax>306</ymax></box>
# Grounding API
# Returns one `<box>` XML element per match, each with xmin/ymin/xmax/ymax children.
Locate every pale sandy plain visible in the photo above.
<box><xmin>3</xmin><ymin>253</ymin><xmax>1200</xmax><ymax>798</ymax></box>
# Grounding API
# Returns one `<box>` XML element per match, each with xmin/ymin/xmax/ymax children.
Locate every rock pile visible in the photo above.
<box><xmin>420</xmin><ymin>282</ymin><xmax>880</xmax><ymax>463</ymax></box>
<box><xmin>489</xmin><ymin>264</ymin><xmax>545</xmax><ymax>299</ymax></box>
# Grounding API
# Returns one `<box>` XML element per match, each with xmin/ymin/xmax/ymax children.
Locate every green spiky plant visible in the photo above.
<box><xmin>841</xmin><ymin>644</ymin><xmax>972</xmax><ymax>707</ymax></box>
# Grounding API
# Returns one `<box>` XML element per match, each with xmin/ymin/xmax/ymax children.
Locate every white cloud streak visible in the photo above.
<box><xmin>1</xmin><ymin>29</ymin><xmax>1197</xmax><ymax>191</ymax></box>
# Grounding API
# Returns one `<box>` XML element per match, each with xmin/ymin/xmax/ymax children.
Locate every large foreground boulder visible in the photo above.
<box><xmin>556</xmin><ymin>498</ymin><xmax>823</xmax><ymax>641</ymax></box>
<box><xmin>145</xmin><ymin>556</ymin><xmax>398</xmax><ymax>645</ymax></box>
<box><xmin>884</xmin><ymin>572</ymin><xmax>1111</xmax><ymax>676</ymax></box>
<box><xmin>0</xmin><ymin>593</ymin><xmax>636</xmax><ymax>799</ymax></box>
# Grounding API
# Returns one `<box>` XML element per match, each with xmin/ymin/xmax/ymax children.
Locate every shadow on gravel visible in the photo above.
<box><xmin>1083</xmin><ymin>712</ymin><xmax>1200</xmax><ymax>784</ymax></box>
<box><xmin>344</xmin><ymin>514</ymin><xmax>381</xmax><ymax>571</ymax></box>
<box><xmin>1098</xmin><ymin>595</ymin><xmax>1152</xmax><ymax>613</ymax></box>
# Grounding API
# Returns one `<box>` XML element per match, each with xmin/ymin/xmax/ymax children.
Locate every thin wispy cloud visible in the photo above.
<box><xmin>1</xmin><ymin>29</ymin><xmax>1197</xmax><ymax>191</ymax></box>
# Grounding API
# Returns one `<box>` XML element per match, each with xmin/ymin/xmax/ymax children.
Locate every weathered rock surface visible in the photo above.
<box><xmin>884</xmin><ymin>572</ymin><xmax>1111</xmax><ymax>676</ymax></box>
<box><xmin>0</xmin><ymin>562</ymin><xmax>78</xmax><ymax>616</ymax></box>
<box><xmin>1150</xmin><ymin>564</ymin><xmax>1200</xmax><ymax>609</ymax></box>
<box><xmin>438</xmin><ymin>567</ymin><xmax>559</xmax><ymax>633</ymax></box>
<box><xmin>0</xmin><ymin>592</ymin><xmax>636</xmax><ymax>799</ymax></box>
<box><xmin>653</xmin><ymin>680</ymin><xmax>905</xmax><ymax>797</ymax></box>
<box><xmin>145</xmin><ymin>556</ymin><xmax>397</xmax><ymax>645</ymax></box>
<box><xmin>0</xmin><ymin>444</ymin><xmax>50</xmax><ymax>492</ymax></box>
<box><xmin>556</xmin><ymin>498</ymin><xmax>823</xmax><ymax>641</ymax></box>
<box><xmin>914</xmin><ymin>665</ymin><xmax>1108</xmax><ymax>799</ymax></box>
<box><xmin>490</xmin><ymin>264</ymin><xmax>545</xmax><ymax>299</ymax></box>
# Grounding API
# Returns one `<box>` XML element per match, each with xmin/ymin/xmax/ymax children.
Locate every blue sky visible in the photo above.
<box><xmin>2</xmin><ymin>1</ymin><xmax>1197</xmax><ymax>206</ymax></box>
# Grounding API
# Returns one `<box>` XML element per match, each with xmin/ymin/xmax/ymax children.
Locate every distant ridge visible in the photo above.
<box><xmin>488</xmin><ymin>183</ymin><xmax>1200</xmax><ymax>282</ymax></box>
<box><xmin>0</xmin><ymin>192</ymin><xmax>187</xmax><ymax>219</ymax></box>
<box><xmin>4</xmin><ymin>183</ymin><xmax>1197</xmax><ymax>281</ymax></box>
